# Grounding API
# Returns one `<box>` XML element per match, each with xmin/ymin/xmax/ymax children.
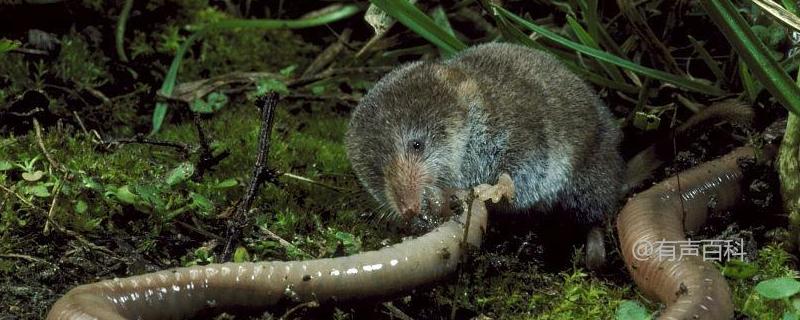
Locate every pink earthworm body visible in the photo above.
<box><xmin>47</xmin><ymin>196</ymin><xmax>489</xmax><ymax>320</ymax></box>
<box><xmin>618</xmin><ymin>146</ymin><xmax>767</xmax><ymax>319</ymax></box>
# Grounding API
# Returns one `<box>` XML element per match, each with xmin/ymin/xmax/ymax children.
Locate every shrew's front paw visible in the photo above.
<box><xmin>473</xmin><ymin>173</ymin><xmax>515</xmax><ymax>204</ymax></box>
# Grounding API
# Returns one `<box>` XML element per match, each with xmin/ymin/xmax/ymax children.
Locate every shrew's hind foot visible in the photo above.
<box><xmin>585</xmin><ymin>226</ymin><xmax>606</xmax><ymax>270</ymax></box>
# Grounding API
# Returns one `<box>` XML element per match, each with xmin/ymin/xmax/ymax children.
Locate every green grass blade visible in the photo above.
<box><xmin>752</xmin><ymin>0</ymin><xmax>800</xmax><ymax>33</ymax></box>
<box><xmin>739</xmin><ymin>58</ymin><xmax>759</xmax><ymax>102</ymax></box>
<box><xmin>579</xmin><ymin>0</ymin><xmax>625</xmax><ymax>57</ymax></box>
<box><xmin>151</xmin><ymin>4</ymin><xmax>362</xmax><ymax>134</ymax></box>
<box><xmin>700</xmin><ymin>0</ymin><xmax>800</xmax><ymax>115</ymax></box>
<box><xmin>369</xmin><ymin>0</ymin><xmax>467</xmax><ymax>56</ymax></box>
<box><xmin>687</xmin><ymin>35</ymin><xmax>726</xmax><ymax>83</ymax></box>
<box><xmin>784</xmin><ymin>0</ymin><xmax>800</xmax><ymax>14</ymax></box>
<box><xmin>493</xmin><ymin>10</ymin><xmax>636</xmax><ymax>93</ymax></box>
<box><xmin>566</xmin><ymin>15</ymin><xmax>625</xmax><ymax>83</ymax></box>
<box><xmin>492</xmin><ymin>5</ymin><xmax>724</xmax><ymax>96</ymax></box>
<box><xmin>207</xmin><ymin>4</ymin><xmax>361</xmax><ymax>30</ymax></box>
<box><xmin>431</xmin><ymin>6</ymin><xmax>455</xmax><ymax>37</ymax></box>
<box><xmin>152</xmin><ymin>31</ymin><xmax>203</xmax><ymax>135</ymax></box>
<box><xmin>115</xmin><ymin>0</ymin><xmax>134</xmax><ymax>62</ymax></box>
<box><xmin>431</xmin><ymin>5</ymin><xmax>457</xmax><ymax>58</ymax></box>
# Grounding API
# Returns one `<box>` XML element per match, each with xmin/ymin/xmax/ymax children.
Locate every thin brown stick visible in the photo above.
<box><xmin>33</xmin><ymin>119</ymin><xmax>67</xmax><ymax>173</ymax></box>
<box><xmin>43</xmin><ymin>174</ymin><xmax>65</xmax><ymax>234</ymax></box>
<box><xmin>280</xmin><ymin>172</ymin><xmax>346</xmax><ymax>192</ymax></box>
<box><xmin>258</xmin><ymin>225</ymin><xmax>310</xmax><ymax>259</ymax></box>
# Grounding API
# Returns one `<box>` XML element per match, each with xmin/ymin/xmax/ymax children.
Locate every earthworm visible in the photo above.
<box><xmin>618</xmin><ymin>146</ymin><xmax>764</xmax><ymax>319</ymax></box>
<box><xmin>47</xmin><ymin>195</ymin><xmax>490</xmax><ymax>320</ymax></box>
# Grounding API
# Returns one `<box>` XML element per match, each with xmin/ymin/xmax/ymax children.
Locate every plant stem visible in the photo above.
<box><xmin>115</xmin><ymin>0</ymin><xmax>134</xmax><ymax>62</ymax></box>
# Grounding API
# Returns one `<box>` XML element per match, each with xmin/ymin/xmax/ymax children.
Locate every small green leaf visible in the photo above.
<box><xmin>28</xmin><ymin>184</ymin><xmax>50</xmax><ymax>198</ymax></box>
<box><xmin>233</xmin><ymin>246</ymin><xmax>250</xmax><ymax>262</ymax></box>
<box><xmin>784</xmin><ymin>311</ymin><xmax>800</xmax><ymax>320</ymax></box>
<box><xmin>109</xmin><ymin>185</ymin><xmax>139</xmax><ymax>205</ymax></box>
<box><xmin>190</xmin><ymin>92</ymin><xmax>229</xmax><ymax>113</ymax></box>
<box><xmin>190</xmin><ymin>99</ymin><xmax>211</xmax><ymax>113</ymax></box>
<box><xmin>280</xmin><ymin>65</ymin><xmax>297</xmax><ymax>77</ymax></box>
<box><xmin>334</xmin><ymin>231</ymin><xmax>361</xmax><ymax>254</ymax></box>
<box><xmin>0</xmin><ymin>39</ymin><xmax>20</xmax><ymax>55</ymax></box>
<box><xmin>755</xmin><ymin>277</ymin><xmax>800</xmax><ymax>300</ymax></box>
<box><xmin>189</xmin><ymin>192</ymin><xmax>213</xmax><ymax>214</ymax></box>
<box><xmin>256</xmin><ymin>78</ymin><xmax>289</xmax><ymax>96</ymax></box>
<box><xmin>81</xmin><ymin>176</ymin><xmax>103</xmax><ymax>191</ymax></box>
<box><xmin>132</xmin><ymin>184</ymin><xmax>161</xmax><ymax>207</ymax></box>
<box><xmin>213</xmin><ymin>178</ymin><xmax>238</xmax><ymax>189</ymax></box>
<box><xmin>615</xmin><ymin>300</ymin><xmax>651</xmax><ymax>320</ymax></box>
<box><xmin>311</xmin><ymin>84</ymin><xmax>326</xmax><ymax>96</ymax></box>
<box><xmin>0</xmin><ymin>161</ymin><xmax>12</xmax><ymax>171</ymax></box>
<box><xmin>75</xmin><ymin>200</ymin><xmax>88</xmax><ymax>214</ymax></box>
<box><xmin>22</xmin><ymin>170</ymin><xmax>45</xmax><ymax>182</ymax></box>
<box><xmin>166</xmin><ymin>162</ymin><xmax>195</xmax><ymax>186</ymax></box>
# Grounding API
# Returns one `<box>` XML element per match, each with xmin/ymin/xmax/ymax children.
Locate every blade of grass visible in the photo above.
<box><xmin>783</xmin><ymin>0</ymin><xmax>799</xmax><ymax>14</ymax></box>
<box><xmin>153</xmin><ymin>31</ymin><xmax>203</xmax><ymax>135</ymax></box>
<box><xmin>491</xmin><ymin>5</ymin><xmax>724</xmax><ymax>95</ymax></box>
<box><xmin>578</xmin><ymin>0</ymin><xmax>625</xmax><ymax>57</ymax></box>
<box><xmin>431</xmin><ymin>6</ymin><xmax>455</xmax><ymax>37</ymax></box>
<box><xmin>739</xmin><ymin>58</ymin><xmax>759</xmax><ymax>102</ymax></box>
<box><xmin>115</xmin><ymin>0</ymin><xmax>134</xmax><ymax>62</ymax></box>
<box><xmin>492</xmin><ymin>11</ymin><xmax>636</xmax><ymax>93</ymax></box>
<box><xmin>687</xmin><ymin>35</ymin><xmax>726</xmax><ymax>83</ymax></box>
<box><xmin>151</xmin><ymin>4</ymin><xmax>361</xmax><ymax>134</ymax></box>
<box><xmin>205</xmin><ymin>4</ymin><xmax>361</xmax><ymax>30</ymax></box>
<box><xmin>505</xmin><ymin>15</ymin><xmax>636</xmax><ymax>92</ymax></box>
<box><xmin>615</xmin><ymin>0</ymin><xmax>682</xmax><ymax>75</ymax></box>
<box><xmin>751</xmin><ymin>0</ymin><xmax>800</xmax><ymax>33</ymax></box>
<box><xmin>369</xmin><ymin>0</ymin><xmax>466</xmax><ymax>56</ymax></box>
<box><xmin>431</xmin><ymin>5</ymin><xmax>457</xmax><ymax>58</ymax></box>
<box><xmin>566</xmin><ymin>15</ymin><xmax>625</xmax><ymax>83</ymax></box>
<box><xmin>700</xmin><ymin>0</ymin><xmax>800</xmax><ymax>115</ymax></box>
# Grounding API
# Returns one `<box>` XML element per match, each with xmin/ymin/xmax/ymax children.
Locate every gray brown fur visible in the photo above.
<box><xmin>345</xmin><ymin>43</ymin><xmax>623</xmax><ymax>226</ymax></box>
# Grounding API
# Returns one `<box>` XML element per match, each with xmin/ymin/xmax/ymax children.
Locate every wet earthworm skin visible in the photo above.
<box><xmin>618</xmin><ymin>147</ymin><xmax>759</xmax><ymax>320</ymax></box>
<box><xmin>47</xmin><ymin>198</ymin><xmax>488</xmax><ymax>320</ymax></box>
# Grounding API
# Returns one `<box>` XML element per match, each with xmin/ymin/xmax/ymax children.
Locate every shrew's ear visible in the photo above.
<box><xmin>428</xmin><ymin>63</ymin><xmax>482</xmax><ymax>109</ymax></box>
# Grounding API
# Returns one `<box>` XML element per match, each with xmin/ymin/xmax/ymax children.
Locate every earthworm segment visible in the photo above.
<box><xmin>47</xmin><ymin>175</ymin><xmax>516</xmax><ymax>320</ymax></box>
<box><xmin>618</xmin><ymin>146</ymin><xmax>765</xmax><ymax>320</ymax></box>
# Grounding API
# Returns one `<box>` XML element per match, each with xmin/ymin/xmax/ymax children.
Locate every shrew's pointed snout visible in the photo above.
<box><xmin>385</xmin><ymin>153</ymin><xmax>430</xmax><ymax>221</ymax></box>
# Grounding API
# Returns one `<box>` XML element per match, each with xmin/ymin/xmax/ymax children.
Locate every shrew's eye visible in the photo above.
<box><xmin>408</xmin><ymin>139</ymin><xmax>425</xmax><ymax>153</ymax></box>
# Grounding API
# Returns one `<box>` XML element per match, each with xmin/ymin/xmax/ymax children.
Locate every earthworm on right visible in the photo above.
<box><xmin>618</xmin><ymin>146</ymin><xmax>769</xmax><ymax>319</ymax></box>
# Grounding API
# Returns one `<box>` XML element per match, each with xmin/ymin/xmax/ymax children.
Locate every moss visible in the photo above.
<box><xmin>449</xmin><ymin>257</ymin><xmax>636</xmax><ymax>319</ymax></box>
<box><xmin>55</xmin><ymin>32</ymin><xmax>109</xmax><ymax>89</ymax></box>
<box><xmin>0</xmin><ymin>54</ymin><xmax>32</xmax><ymax>100</ymax></box>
